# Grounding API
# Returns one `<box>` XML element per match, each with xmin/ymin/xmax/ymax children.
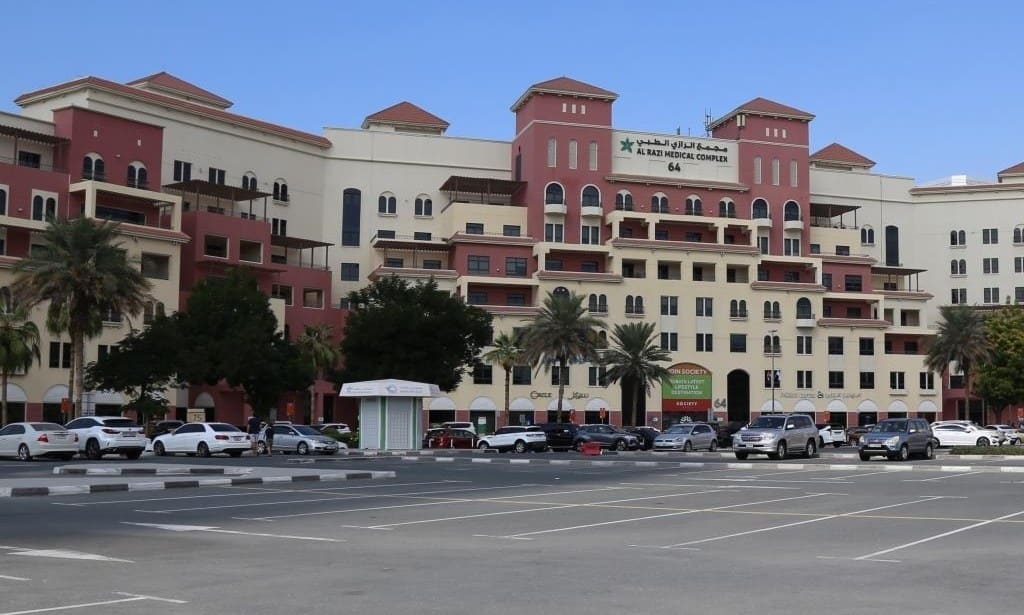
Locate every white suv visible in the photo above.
<box><xmin>65</xmin><ymin>416</ymin><xmax>147</xmax><ymax>460</ymax></box>
<box><xmin>477</xmin><ymin>426</ymin><xmax>548</xmax><ymax>453</ymax></box>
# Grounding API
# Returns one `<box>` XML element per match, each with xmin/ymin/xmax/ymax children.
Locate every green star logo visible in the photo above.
<box><xmin>620</xmin><ymin>137</ymin><xmax>634</xmax><ymax>153</ymax></box>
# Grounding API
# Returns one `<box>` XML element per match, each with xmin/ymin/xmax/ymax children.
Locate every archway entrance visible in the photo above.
<box><xmin>727</xmin><ymin>370</ymin><xmax>750</xmax><ymax>424</ymax></box>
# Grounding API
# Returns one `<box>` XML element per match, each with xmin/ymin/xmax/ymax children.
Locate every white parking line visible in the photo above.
<box><xmin>663</xmin><ymin>496</ymin><xmax>943</xmax><ymax>548</ymax></box>
<box><xmin>853</xmin><ymin>508</ymin><xmax>1024</xmax><ymax>561</ymax></box>
<box><xmin>0</xmin><ymin>592</ymin><xmax>185</xmax><ymax>615</ymax></box>
<box><xmin>122</xmin><ymin>522</ymin><xmax>344</xmax><ymax>542</ymax></box>
<box><xmin>501</xmin><ymin>493</ymin><xmax>829</xmax><ymax>539</ymax></box>
<box><xmin>0</xmin><ymin>574</ymin><xmax>30</xmax><ymax>581</ymax></box>
<box><xmin>621</xmin><ymin>482</ymin><xmax>799</xmax><ymax>490</ymax></box>
<box><xmin>904</xmin><ymin>471</ymin><xmax>981</xmax><ymax>482</ymax></box>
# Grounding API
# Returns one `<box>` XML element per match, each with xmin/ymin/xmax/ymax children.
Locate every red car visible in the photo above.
<box><xmin>423</xmin><ymin>428</ymin><xmax>478</xmax><ymax>449</ymax></box>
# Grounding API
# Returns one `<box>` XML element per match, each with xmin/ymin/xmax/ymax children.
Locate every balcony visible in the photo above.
<box><xmin>729</xmin><ymin>310</ymin><xmax>748</xmax><ymax>321</ymax></box>
<box><xmin>795</xmin><ymin>313</ymin><xmax>816</xmax><ymax>328</ymax></box>
<box><xmin>783</xmin><ymin>216</ymin><xmax>803</xmax><ymax>231</ymax></box>
<box><xmin>753</xmin><ymin>215</ymin><xmax>772</xmax><ymax>228</ymax></box>
<box><xmin>544</xmin><ymin>202</ymin><xmax>567</xmax><ymax>216</ymax></box>
<box><xmin>581</xmin><ymin>203</ymin><xmax>603</xmax><ymax>217</ymax></box>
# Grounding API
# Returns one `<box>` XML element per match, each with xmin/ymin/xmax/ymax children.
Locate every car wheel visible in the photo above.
<box><xmin>898</xmin><ymin>444</ymin><xmax>910</xmax><ymax>461</ymax></box>
<box><xmin>514</xmin><ymin>440</ymin><xmax>527</xmax><ymax>454</ymax></box>
<box><xmin>85</xmin><ymin>439</ymin><xmax>102</xmax><ymax>460</ymax></box>
<box><xmin>154</xmin><ymin>442</ymin><xmax>166</xmax><ymax>456</ymax></box>
<box><xmin>574</xmin><ymin>440</ymin><xmax>585</xmax><ymax>452</ymax></box>
<box><xmin>734</xmin><ymin>451</ymin><xmax>749</xmax><ymax>460</ymax></box>
<box><xmin>614</xmin><ymin>439</ymin><xmax>627</xmax><ymax>451</ymax></box>
<box><xmin>17</xmin><ymin>444</ymin><xmax>32</xmax><ymax>462</ymax></box>
<box><xmin>805</xmin><ymin>439</ymin><xmax>818</xmax><ymax>458</ymax></box>
<box><xmin>859</xmin><ymin>452</ymin><xmax>871</xmax><ymax>462</ymax></box>
<box><xmin>976</xmin><ymin>437</ymin><xmax>989</xmax><ymax>447</ymax></box>
<box><xmin>709</xmin><ymin>439</ymin><xmax>718</xmax><ymax>452</ymax></box>
<box><xmin>773</xmin><ymin>441</ymin><xmax>788</xmax><ymax>460</ymax></box>
<box><xmin>924</xmin><ymin>443</ymin><xmax>935</xmax><ymax>460</ymax></box>
<box><xmin>297</xmin><ymin>442</ymin><xmax>310</xmax><ymax>456</ymax></box>
<box><xmin>682</xmin><ymin>441</ymin><xmax>693</xmax><ymax>452</ymax></box>
<box><xmin>819</xmin><ymin>436</ymin><xmax>826</xmax><ymax>448</ymax></box>
<box><xmin>257</xmin><ymin>441</ymin><xmax>268</xmax><ymax>455</ymax></box>
<box><xmin>197</xmin><ymin>442</ymin><xmax>211</xmax><ymax>458</ymax></box>
<box><xmin>478</xmin><ymin>441</ymin><xmax>489</xmax><ymax>450</ymax></box>
<box><xmin>124</xmin><ymin>450</ymin><xmax>142</xmax><ymax>460</ymax></box>
<box><xmin>228</xmin><ymin>451</ymin><xmax>243</xmax><ymax>458</ymax></box>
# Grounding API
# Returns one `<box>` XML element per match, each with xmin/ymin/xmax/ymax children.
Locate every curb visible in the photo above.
<box><xmin>331</xmin><ymin>449</ymin><xmax>1024</xmax><ymax>462</ymax></box>
<box><xmin>53</xmin><ymin>467</ymin><xmax>251</xmax><ymax>476</ymax></box>
<box><xmin>0</xmin><ymin>470</ymin><xmax>395</xmax><ymax>498</ymax></box>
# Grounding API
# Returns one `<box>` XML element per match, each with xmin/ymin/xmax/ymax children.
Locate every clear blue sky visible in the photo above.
<box><xmin>4</xmin><ymin>0</ymin><xmax>1021</xmax><ymax>182</ymax></box>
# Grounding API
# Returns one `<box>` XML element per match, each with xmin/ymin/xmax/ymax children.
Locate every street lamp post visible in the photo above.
<box><xmin>769</xmin><ymin>329</ymin><xmax>778</xmax><ymax>414</ymax></box>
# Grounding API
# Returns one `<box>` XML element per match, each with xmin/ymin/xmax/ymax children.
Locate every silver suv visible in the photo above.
<box><xmin>859</xmin><ymin>418</ymin><xmax>935</xmax><ymax>461</ymax></box>
<box><xmin>733</xmin><ymin>414</ymin><xmax>819</xmax><ymax>460</ymax></box>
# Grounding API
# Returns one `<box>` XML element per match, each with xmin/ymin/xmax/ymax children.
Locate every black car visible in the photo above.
<box><xmin>537</xmin><ymin>423</ymin><xmax>581</xmax><ymax>451</ymax></box>
<box><xmin>147</xmin><ymin>420</ymin><xmax>184</xmax><ymax>438</ymax></box>
<box><xmin>625</xmin><ymin>426</ymin><xmax>660</xmax><ymax>450</ymax></box>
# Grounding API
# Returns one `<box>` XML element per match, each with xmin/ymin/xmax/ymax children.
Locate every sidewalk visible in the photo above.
<box><xmin>0</xmin><ymin>463</ymin><xmax>395</xmax><ymax>498</ymax></box>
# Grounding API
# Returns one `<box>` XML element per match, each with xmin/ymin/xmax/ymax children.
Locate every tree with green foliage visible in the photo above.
<box><xmin>340</xmin><ymin>276</ymin><xmax>493</xmax><ymax>391</ymax></box>
<box><xmin>602</xmin><ymin>322</ymin><xmax>671</xmax><ymax>427</ymax></box>
<box><xmin>174</xmin><ymin>269</ymin><xmax>313</xmax><ymax>417</ymax></box>
<box><xmin>925</xmin><ymin>305</ymin><xmax>992</xmax><ymax>421</ymax></box>
<box><xmin>85</xmin><ymin>314</ymin><xmax>180</xmax><ymax>426</ymax></box>
<box><xmin>973</xmin><ymin>306</ymin><xmax>1024</xmax><ymax>422</ymax></box>
<box><xmin>0</xmin><ymin>288</ymin><xmax>41</xmax><ymax>425</ymax></box>
<box><xmin>521</xmin><ymin>291</ymin><xmax>605</xmax><ymax>422</ymax></box>
<box><xmin>13</xmin><ymin>217</ymin><xmax>150</xmax><ymax>418</ymax></box>
<box><xmin>296</xmin><ymin>324</ymin><xmax>341</xmax><ymax>422</ymax></box>
<box><xmin>482</xmin><ymin>331</ymin><xmax>528</xmax><ymax>426</ymax></box>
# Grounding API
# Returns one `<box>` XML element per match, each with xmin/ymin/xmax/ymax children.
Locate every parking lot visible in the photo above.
<box><xmin>2</xmin><ymin>456</ymin><xmax>1022</xmax><ymax>614</ymax></box>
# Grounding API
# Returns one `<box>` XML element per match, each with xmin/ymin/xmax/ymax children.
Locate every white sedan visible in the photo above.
<box><xmin>152</xmin><ymin>422</ymin><xmax>250</xmax><ymax>457</ymax></box>
<box><xmin>931</xmin><ymin>423</ymin><xmax>1002</xmax><ymax>447</ymax></box>
<box><xmin>0</xmin><ymin>422</ymin><xmax>79</xmax><ymax>461</ymax></box>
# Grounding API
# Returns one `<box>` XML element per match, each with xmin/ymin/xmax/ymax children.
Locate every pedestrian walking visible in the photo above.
<box><xmin>247</xmin><ymin>415</ymin><xmax>261</xmax><ymax>455</ymax></box>
<box><xmin>263</xmin><ymin>420</ymin><xmax>275</xmax><ymax>456</ymax></box>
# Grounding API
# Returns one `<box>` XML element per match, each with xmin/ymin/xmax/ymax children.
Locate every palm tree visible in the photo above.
<box><xmin>0</xmin><ymin>288</ymin><xmax>41</xmax><ymax>425</ymax></box>
<box><xmin>483</xmin><ymin>332</ymin><xmax>527</xmax><ymax>427</ymax></box>
<box><xmin>296</xmin><ymin>324</ymin><xmax>340</xmax><ymax>423</ymax></box>
<box><xmin>521</xmin><ymin>292</ymin><xmax>605</xmax><ymax>422</ymax></box>
<box><xmin>602</xmin><ymin>322</ymin><xmax>671</xmax><ymax>427</ymax></box>
<box><xmin>925</xmin><ymin>305</ymin><xmax>992</xmax><ymax>421</ymax></box>
<box><xmin>13</xmin><ymin>217</ymin><xmax>150</xmax><ymax>420</ymax></box>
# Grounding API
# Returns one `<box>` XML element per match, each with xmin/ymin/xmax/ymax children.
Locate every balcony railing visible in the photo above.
<box><xmin>0</xmin><ymin>154</ymin><xmax>65</xmax><ymax>173</ymax></box>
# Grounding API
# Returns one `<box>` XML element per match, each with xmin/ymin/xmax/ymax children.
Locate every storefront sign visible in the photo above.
<box><xmin>662</xmin><ymin>362</ymin><xmax>712</xmax><ymax>411</ymax></box>
<box><xmin>529</xmin><ymin>390</ymin><xmax>590</xmax><ymax>400</ymax></box>
<box><xmin>611</xmin><ymin>131</ymin><xmax>737</xmax><ymax>183</ymax></box>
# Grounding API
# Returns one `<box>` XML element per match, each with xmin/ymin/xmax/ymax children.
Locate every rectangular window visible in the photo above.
<box><xmin>208</xmin><ymin>167</ymin><xmax>226</xmax><ymax>185</ymax></box>
<box><xmin>467</xmin><ymin>292</ymin><xmax>487</xmax><ymax>305</ymax></box>
<box><xmin>822</xmin><ymin>273</ymin><xmax>833</xmax><ymax>290</ymax></box>
<box><xmin>828</xmin><ymin>337</ymin><xmax>843</xmax><ymax>355</ymax></box>
<box><xmin>423</xmin><ymin>260</ymin><xmax>442</xmax><ymax>270</ymax></box>
<box><xmin>828</xmin><ymin>371</ymin><xmax>844</xmax><ymax>389</ymax></box>
<box><xmin>340</xmin><ymin>263</ymin><xmax>359</xmax><ymax>281</ymax></box>
<box><xmin>512</xmin><ymin>366</ymin><xmax>532</xmax><ymax>385</ymax></box>
<box><xmin>506</xmin><ymin>293</ymin><xmax>526</xmax><ymax>306</ymax></box>
<box><xmin>141</xmin><ymin>253</ymin><xmax>170</xmax><ymax>280</ymax></box>
<box><xmin>550</xmin><ymin>366</ymin><xmax>570</xmax><ymax>386</ymax></box>
<box><xmin>547</xmin><ymin>138</ymin><xmax>557</xmax><ymax>168</ymax></box>
<box><xmin>796</xmin><ymin>335</ymin><xmax>812</xmax><ymax>355</ymax></box>
<box><xmin>844</xmin><ymin>275</ymin><xmax>862</xmax><ymax>292</ymax></box>
<box><xmin>784</xmin><ymin>238</ymin><xmax>800</xmax><ymax>256</ymax></box>
<box><xmin>568</xmin><ymin>139</ymin><xmax>578</xmax><ymax>170</ymax></box>
<box><xmin>860</xmin><ymin>372</ymin><xmax>875</xmax><ymax>389</ymax></box>
<box><xmin>302</xmin><ymin>289</ymin><xmax>324</xmax><ymax>309</ymax></box>
<box><xmin>983</xmin><ymin>257</ymin><xmax>999</xmax><ymax>274</ymax></box>
<box><xmin>890</xmin><ymin>371</ymin><xmax>906</xmax><ymax>390</ymax></box>
<box><xmin>790</xmin><ymin>159</ymin><xmax>798</xmax><ymax>187</ymax></box>
<box><xmin>764</xmin><ymin>369</ymin><xmax>781</xmax><ymax>389</ymax></box>
<box><xmin>544</xmin><ymin>258</ymin><xmax>563</xmax><ymax>271</ymax></box>
<box><xmin>783</xmin><ymin>271</ymin><xmax>800</xmax><ymax>282</ymax></box>
<box><xmin>797</xmin><ymin>370</ymin><xmax>812</xmax><ymax>389</ymax></box>
<box><xmin>919</xmin><ymin>372</ymin><xmax>935</xmax><ymax>390</ymax></box>
<box><xmin>695</xmin><ymin>297</ymin><xmax>713</xmax><ymax>317</ymax></box>
<box><xmin>544</xmin><ymin>223</ymin><xmax>564</xmax><ymax>242</ymax></box>
<box><xmin>660</xmin><ymin>296</ymin><xmax>678</xmax><ymax>316</ymax></box>
<box><xmin>238</xmin><ymin>240</ymin><xmax>262</xmax><ymax>263</ymax></box>
<box><xmin>771</xmin><ymin>158</ymin><xmax>780</xmax><ymax>186</ymax></box>
<box><xmin>859</xmin><ymin>337</ymin><xmax>874</xmax><ymax>355</ymax></box>
<box><xmin>684</xmin><ymin>232</ymin><xmax>702</xmax><ymax>242</ymax></box>
<box><xmin>984</xmin><ymin>287</ymin><xmax>1000</xmax><ymax>304</ymax></box>
<box><xmin>846</xmin><ymin>307</ymin><xmax>862</xmax><ymax>318</ymax></box>
<box><xmin>384</xmin><ymin>257</ymin><xmax>404</xmax><ymax>268</ymax></box>
<box><xmin>413</xmin><ymin>232</ymin><xmax>432</xmax><ymax>241</ymax></box>
<box><xmin>835</xmin><ymin>245</ymin><xmax>850</xmax><ymax>256</ymax></box>
<box><xmin>503</xmin><ymin>225</ymin><xmax>521</xmax><ymax>237</ymax></box>
<box><xmin>757</xmin><ymin>236</ymin><xmax>769</xmax><ymax>255</ymax></box>
<box><xmin>465</xmin><ymin>222</ymin><xmax>484</xmax><ymax>235</ymax></box>
<box><xmin>696</xmin><ymin>333</ymin><xmax>712</xmax><ymax>352</ymax></box>
<box><xmin>342</xmin><ymin>189</ymin><xmax>361</xmax><ymax>246</ymax></box>
<box><xmin>730</xmin><ymin>334</ymin><xmax>747</xmax><ymax>353</ymax></box>
<box><xmin>581</xmin><ymin>225</ymin><xmax>600</xmax><ymax>245</ymax></box>
<box><xmin>753</xmin><ymin>157</ymin><xmax>762</xmax><ymax>185</ymax></box>
<box><xmin>1015</xmin><ymin>256</ymin><xmax>1024</xmax><ymax>273</ymax></box>
<box><xmin>467</xmin><ymin>255</ymin><xmax>490</xmax><ymax>274</ymax></box>
<box><xmin>983</xmin><ymin>228</ymin><xmax>998</xmax><ymax>244</ymax></box>
<box><xmin>659</xmin><ymin>332</ymin><xmax>678</xmax><ymax>351</ymax></box>
<box><xmin>904</xmin><ymin>341</ymin><xmax>919</xmax><ymax>354</ymax></box>
<box><xmin>810</xmin><ymin>243</ymin><xmax>821</xmax><ymax>254</ymax></box>
<box><xmin>1017</xmin><ymin>287</ymin><xmax>1024</xmax><ymax>304</ymax></box>
<box><xmin>951</xmin><ymin>288</ymin><xmax>967</xmax><ymax>304</ymax></box>
<box><xmin>270</xmin><ymin>284</ymin><xmax>293</xmax><ymax>305</ymax></box>
<box><xmin>473</xmin><ymin>364</ymin><xmax>493</xmax><ymax>385</ymax></box>
<box><xmin>18</xmin><ymin>151</ymin><xmax>41</xmax><ymax>168</ymax></box>
<box><xmin>48</xmin><ymin>341</ymin><xmax>60</xmax><ymax>368</ymax></box>
<box><xmin>588</xmin><ymin>141</ymin><xmax>598</xmax><ymax>171</ymax></box>
<box><xmin>580</xmin><ymin>261</ymin><xmax>598</xmax><ymax>273</ymax></box>
<box><xmin>505</xmin><ymin>257</ymin><xmax>527</xmax><ymax>277</ymax></box>
<box><xmin>203</xmin><ymin>235</ymin><xmax>228</xmax><ymax>258</ymax></box>
<box><xmin>173</xmin><ymin>160</ymin><xmax>192</xmax><ymax>182</ymax></box>
<box><xmin>588</xmin><ymin>365</ymin><xmax>608</xmax><ymax>387</ymax></box>
<box><xmin>271</xmin><ymin>218</ymin><xmax>288</xmax><ymax>236</ymax></box>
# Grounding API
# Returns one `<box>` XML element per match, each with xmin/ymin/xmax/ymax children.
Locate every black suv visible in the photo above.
<box><xmin>538</xmin><ymin>423</ymin><xmax>580</xmax><ymax>451</ymax></box>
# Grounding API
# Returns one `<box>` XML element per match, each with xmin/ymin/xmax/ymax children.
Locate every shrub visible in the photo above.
<box><xmin>322</xmin><ymin>428</ymin><xmax>359</xmax><ymax>448</ymax></box>
<box><xmin>949</xmin><ymin>445</ymin><xmax>1024</xmax><ymax>455</ymax></box>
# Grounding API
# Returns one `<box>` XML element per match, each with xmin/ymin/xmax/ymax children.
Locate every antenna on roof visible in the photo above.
<box><xmin>703</xmin><ymin>108</ymin><xmax>713</xmax><ymax>136</ymax></box>
<box><xmin>676</xmin><ymin>127</ymin><xmax>681</xmax><ymax>136</ymax></box>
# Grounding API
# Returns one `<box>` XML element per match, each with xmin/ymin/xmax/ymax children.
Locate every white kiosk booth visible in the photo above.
<box><xmin>339</xmin><ymin>379</ymin><xmax>440</xmax><ymax>450</ymax></box>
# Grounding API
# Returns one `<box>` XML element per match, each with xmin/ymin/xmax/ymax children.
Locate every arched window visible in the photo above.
<box><xmin>1015</xmin><ymin>226</ymin><xmax>1024</xmax><ymax>244</ymax></box>
<box><xmin>718</xmin><ymin>199</ymin><xmax>735</xmax><ymax>218</ymax></box>
<box><xmin>625</xmin><ymin>296</ymin><xmax>635</xmax><ymax>314</ymax></box>
<box><xmin>128</xmin><ymin>163</ymin><xmax>149</xmax><ymax>189</ymax></box>
<box><xmin>598</xmin><ymin>294</ymin><xmax>607</xmax><ymax>312</ymax></box>
<box><xmin>82</xmin><ymin>153</ymin><xmax>104</xmax><ymax>181</ymax></box>
<box><xmin>581</xmin><ymin>185</ymin><xmax>600</xmax><ymax>207</ymax></box>
<box><xmin>685</xmin><ymin>195</ymin><xmax>702</xmax><ymax>215</ymax></box>
<box><xmin>32</xmin><ymin>195</ymin><xmax>54</xmax><ymax>221</ymax></box>
<box><xmin>634</xmin><ymin>296</ymin><xmax>644</xmax><ymax>314</ymax></box>
<box><xmin>861</xmin><ymin>225</ymin><xmax>875</xmax><ymax>245</ymax></box>
<box><xmin>544</xmin><ymin>183</ymin><xmax>565</xmax><ymax>205</ymax></box>
<box><xmin>615</xmin><ymin>190</ymin><xmax>633</xmax><ymax>211</ymax></box>
<box><xmin>773</xmin><ymin>301</ymin><xmax>781</xmax><ymax>319</ymax></box>
<box><xmin>240</xmin><ymin>172</ymin><xmax>257</xmax><ymax>192</ymax></box>
<box><xmin>796</xmin><ymin>297</ymin><xmax>812</xmax><ymax>318</ymax></box>
<box><xmin>783</xmin><ymin>200</ymin><xmax>800</xmax><ymax>222</ymax></box>
<box><xmin>764</xmin><ymin>301</ymin><xmax>780</xmax><ymax>319</ymax></box>
<box><xmin>377</xmin><ymin>192</ymin><xmax>397</xmax><ymax>214</ymax></box>
<box><xmin>414</xmin><ymin>195</ymin><xmax>433</xmax><ymax>216</ymax></box>
<box><xmin>751</xmin><ymin>198</ymin><xmax>769</xmax><ymax>219</ymax></box>
<box><xmin>45</xmin><ymin>197</ymin><xmax>56</xmax><ymax>219</ymax></box>
<box><xmin>589</xmin><ymin>294</ymin><xmax>598</xmax><ymax>312</ymax></box>
<box><xmin>730</xmin><ymin>299</ymin><xmax>747</xmax><ymax>318</ymax></box>
<box><xmin>762</xmin><ymin>334</ymin><xmax>781</xmax><ymax>354</ymax></box>
<box><xmin>0</xmin><ymin>188</ymin><xmax>7</xmax><ymax>216</ymax></box>
<box><xmin>273</xmin><ymin>180</ymin><xmax>289</xmax><ymax>202</ymax></box>
<box><xmin>650</xmin><ymin>193</ymin><xmax>668</xmax><ymax>213</ymax></box>
<box><xmin>553</xmin><ymin>286</ymin><xmax>569</xmax><ymax>297</ymax></box>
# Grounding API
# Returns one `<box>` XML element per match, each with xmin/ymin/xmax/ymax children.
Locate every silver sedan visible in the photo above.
<box><xmin>653</xmin><ymin>423</ymin><xmax>718</xmax><ymax>452</ymax></box>
<box><xmin>260</xmin><ymin>424</ymin><xmax>343</xmax><ymax>455</ymax></box>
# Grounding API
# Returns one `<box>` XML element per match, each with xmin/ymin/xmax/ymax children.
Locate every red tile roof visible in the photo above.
<box><xmin>362</xmin><ymin>101</ymin><xmax>449</xmax><ymax>130</ymax></box>
<box><xmin>127</xmin><ymin>71</ymin><xmax>233</xmax><ymax>108</ymax></box>
<box><xmin>998</xmin><ymin>161</ymin><xmax>1024</xmax><ymax>176</ymax></box>
<box><xmin>709</xmin><ymin>97</ymin><xmax>814</xmax><ymax>129</ymax></box>
<box><xmin>511</xmin><ymin>76</ymin><xmax>618</xmax><ymax>111</ymax></box>
<box><xmin>810</xmin><ymin>142</ymin><xmax>876</xmax><ymax>168</ymax></box>
<box><xmin>15</xmin><ymin>76</ymin><xmax>331</xmax><ymax>148</ymax></box>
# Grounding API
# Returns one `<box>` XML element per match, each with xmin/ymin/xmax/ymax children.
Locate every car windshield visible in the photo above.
<box><xmin>749</xmin><ymin>416</ymin><xmax>786</xmax><ymax>429</ymax></box>
<box><xmin>294</xmin><ymin>426</ymin><xmax>321</xmax><ymax>435</ymax></box>
<box><xmin>210</xmin><ymin>424</ymin><xmax>241</xmax><ymax>432</ymax></box>
<box><xmin>103</xmin><ymin>419</ymin><xmax>139</xmax><ymax>428</ymax></box>
<box><xmin>664</xmin><ymin>425</ymin><xmax>693</xmax><ymax>434</ymax></box>
<box><xmin>872</xmin><ymin>420</ymin><xmax>908</xmax><ymax>433</ymax></box>
<box><xmin>32</xmin><ymin>423</ymin><xmax>64</xmax><ymax>431</ymax></box>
